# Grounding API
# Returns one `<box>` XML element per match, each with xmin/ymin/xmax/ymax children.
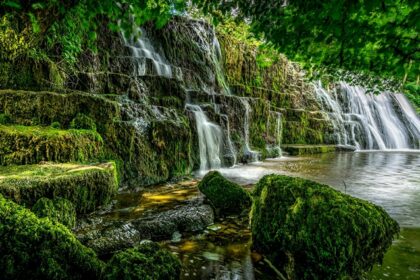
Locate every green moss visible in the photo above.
<box><xmin>32</xmin><ymin>197</ymin><xmax>76</xmax><ymax>228</ymax></box>
<box><xmin>198</xmin><ymin>171</ymin><xmax>252</xmax><ymax>215</ymax></box>
<box><xmin>0</xmin><ymin>125</ymin><xmax>103</xmax><ymax>165</ymax></box>
<box><xmin>50</xmin><ymin>121</ymin><xmax>61</xmax><ymax>129</ymax></box>
<box><xmin>251</xmin><ymin>175</ymin><xmax>400</xmax><ymax>280</ymax></box>
<box><xmin>104</xmin><ymin>241</ymin><xmax>181</xmax><ymax>280</ymax></box>
<box><xmin>0</xmin><ymin>113</ymin><xmax>12</xmax><ymax>125</ymax></box>
<box><xmin>0</xmin><ymin>162</ymin><xmax>118</xmax><ymax>214</ymax></box>
<box><xmin>0</xmin><ymin>194</ymin><xmax>104</xmax><ymax>280</ymax></box>
<box><xmin>282</xmin><ymin>145</ymin><xmax>337</xmax><ymax>156</ymax></box>
<box><xmin>70</xmin><ymin>113</ymin><xmax>97</xmax><ymax>131</ymax></box>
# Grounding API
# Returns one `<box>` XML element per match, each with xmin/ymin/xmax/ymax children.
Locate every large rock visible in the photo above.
<box><xmin>104</xmin><ymin>241</ymin><xmax>181</xmax><ymax>280</ymax></box>
<box><xmin>198</xmin><ymin>171</ymin><xmax>252</xmax><ymax>215</ymax></box>
<box><xmin>0</xmin><ymin>194</ymin><xmax>104</xmax><ymax>280</ymax></box>
<box><xmin>32</xmin><ymin>197</ymin><xmax>77</xmax><ymax>228</ymax></box>
<box><xmin>77</xmin><ymin>197</ymin><xmax>214</xmax><ymax>255</ymax></box>
<box><xmin>0</xmin><ymin>162</ymin><xmax>118</xmax><ymax>213</ymax></box>
<box><xmin>251</xmin><ymin>175</ymin><xmax>400</xmax><ymax>280</ymax></box>
<box><xmin>0</xmin><ymin>124</ymin><xmax>103</xmax><ymax>165</ymax></box>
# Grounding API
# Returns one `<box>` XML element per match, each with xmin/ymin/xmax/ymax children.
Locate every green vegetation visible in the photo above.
<box><xmin>70</xmin><ymin>113</ymin><xmax>97</xmax><ymax>131</ymax></box>
<box><xmin>282</xmin><ymin>145</ymin><xmax>337</xmax><ymax>156</ymax></box>
<box><xmin>196</xmin><ymin>0</ymin><xmax>419</xmax><ymax>84</ymax></box>
<box><xmin>0</xmin><ymin>125</ymin><xmax>104</xmax><ymax>165</ymax></box>
<box><xmin>0</xmin><ymin>113</ymin><xmax>12</xmax><ymax>124</ymax></box>
<box><xmin>0</xmin><ymin>162</ymin><xmax>118</xmax><ymax>213</ymax></box>
<box><xmin>251</xmin><ymin>174</ymin><xmax>400</xmax><ymax>279</ymax></box>
<box><xmin>198</xmin><ymin>171</ymin><xmax>252</xmax><ymax>215</ymax></box>
<box><xmin>32</xmin><ymin>197</ymin><xmax>76</xmax><ymax>228</ymax></box>
<box><xmin>0</xmin><ymin>0</ymin><xmax>186</xmax><ymax>64</ymax></box>
<box><xmin>104</xmin><ymin>242</ymin><xmax>181</xmax><ymax>280</ymax></box>
<box><xmin>0</xmin><ymin>194</ymin><xmax>104</xmax><ymax>280</ymax></box>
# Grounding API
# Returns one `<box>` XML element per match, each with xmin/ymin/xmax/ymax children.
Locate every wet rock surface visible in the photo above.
<box><xmin>75</xmin><ymin>182</ymin><xmax>215</xmax><ymax>256</ymax></box>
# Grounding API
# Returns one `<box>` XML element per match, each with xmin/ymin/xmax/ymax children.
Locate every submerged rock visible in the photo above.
<box><xmin>198</xmin><ymin>171</ymin><xmax>252</xmax><ymax>216</ymax></box>
<box><xmin>0</xmin><ymin>194</ymin><xmax>104</xmax><ymax>280</ymax></box>
<box><xmin>104</xmin><ymin>241</ymin><xmax>181</xmax><ymax>280</ymax></box>
<box><xmin>78</xmin><ymin>197</ymin><xmax>214</xmax><ymax>255</ymax></box>
<box><xmin>32</xmin><ymin>197</ymin><xmax>76</xmax><ymax>228</ymax></box>
<box><xmin>251</xmin><ymin>174</ymin><xmax>400</xmax><ymax>280</ymax></box>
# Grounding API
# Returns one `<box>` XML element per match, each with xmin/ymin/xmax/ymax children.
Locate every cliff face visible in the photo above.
<box><xmin>0</xmin><ymin>16</ymin><xmax>334</xmax><ymax>187</ymax></box>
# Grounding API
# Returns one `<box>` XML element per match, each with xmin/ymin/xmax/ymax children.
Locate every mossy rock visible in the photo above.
<box><xmin>282</xmin><ymin>144</ymin><xmax>337</xmax><ymax>156</ymax></box>
<box><xmin>32</xmin><ymin>197</ymin><xmax>77</xmax><ymax>228</ymax></box>
<box><xmin>104</xmin><ymin>241</ymin><xmax>181</xmax><ymax>280</ymax></box>
<box><xmin>0</xmin><ymin>162</ymin><xmax>118</xmax><ymax>214</ymax></box>
<box><xmin>0</xmin><ymin>113</ymin><xmax>12</xmax><ymax>125</ymax></box>
<box><xmin>70</xmin><ymin>113</ymin><xmax>97</xmax><ymax>131</ymax></box>
<box><xmin>198</xmin><ymin>171</ymin><xmax>252</xmax><ymax>215</ymax></box>
<box><xmin>0</xmin><ymin>194</ymin><xmax>104</xmax><ymax>280</ymax></box>
<box><xmin>251</xmin><ymin>175</ymin><xmax>400</xmax><ymax>280</ymax></box>
<box><xmin>0</xmin><ymin>125</ymin><xmax>103</xmax><ymax>165</ymax></box>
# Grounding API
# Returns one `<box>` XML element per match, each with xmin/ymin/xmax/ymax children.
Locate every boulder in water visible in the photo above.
<box><xmin>198</xmin><ymin>171</ymin><xmax>252</xmax><ymax>215</ymax></box>
<box><xmin>104</xmin><ymin>241</ymin><xmax>181</xmax><ymax>280</ymax></box>
<box><xmin>251</xmin><ymin>174</ymin><xmax>400</xmax><ymax>280</ymax></box>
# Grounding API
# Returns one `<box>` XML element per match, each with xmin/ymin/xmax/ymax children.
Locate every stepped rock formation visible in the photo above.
<box><xmin>1</xmin><ymin>16</ymin><xmax>418</xmax><ymax>187</ymax></box>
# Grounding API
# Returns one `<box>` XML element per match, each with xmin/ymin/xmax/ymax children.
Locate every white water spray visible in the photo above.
<box><xmin>314</xmin><ymin>81</ymin><xmax>420</xmax><ymax>150</ymax></box>
<box><xmin>123</xmin><ymin>27</ymin><xmax>172</xmax><ymax>78</ymax></box>
<box><xmin>186</xmin><ymin>104</ymin><xmax>223</xmax><ymax>171</ymax></box>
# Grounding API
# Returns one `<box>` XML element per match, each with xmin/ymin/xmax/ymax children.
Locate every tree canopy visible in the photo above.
<box><xmin>194</xmin><ymin>0</ymin><xmax>419</xmax><ymax>82</ymax></box>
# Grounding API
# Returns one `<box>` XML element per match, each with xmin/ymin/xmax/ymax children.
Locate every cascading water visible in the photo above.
<box><xmin>186</xmin><ymin>104</ymin><xmax>223</xmax><ymax>171</ymax></box>
<box><xmin>314</xmin><ymin>81</ymin><xmax>420</xmax><ymax>150</ymax></box>
<box><xmin>123</xmin><ymin>27</ymin><xmax>173</xmax><ymax>78</ymax></box>
<box><xmin>240</xmin><ymin>98</ymin><xmax>260</xmax><ymax>161</ymax></box>
<box><xmin>276</xmin><ymin>112</ymin><xmax>283</xmax><ymax>157</ymax></box>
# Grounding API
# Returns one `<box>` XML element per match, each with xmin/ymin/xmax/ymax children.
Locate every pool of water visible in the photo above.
<box><xmin>86</xmin><ymin>152</ymin><xmax>420</xmax><ymax>279</ymax></box>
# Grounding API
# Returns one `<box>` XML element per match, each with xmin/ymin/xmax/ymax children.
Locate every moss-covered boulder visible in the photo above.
<box><xmin>0</xmin><ymin>194</ymin><xmax>104</xmax><ymax>280</ymax></box>
<box><xmin>198</xmin><ymin>171</ymin><xmax>252</xmax><ymax>215</ymax></box>
<box><xmin>0</xmin><ymin>125</ymin><xmax>103</xmax><ymax>165</ymax></box>
<box><xmin>0</xmin><ymin>162</ymin><xmax>118</xmax><ymax>213</ymax></box>
<box><xmin>32</xmin><ymin>197</ymin><xmax>76</xmax><ymax>228</ymax></box>
<box><xmin>104</xmin><ymin>241</ymin><xmax>181</xmax><ymax>280</ymax></box>
<box><xmin>251</xmin><ymin>175</ymin><xmax>399</xmax><ymax>280</ymax></box>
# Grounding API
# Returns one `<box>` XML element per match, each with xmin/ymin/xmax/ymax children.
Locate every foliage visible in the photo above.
<box><xmin>198</xmin><ymin>171</ymin><xmax>252</xmax><ymax>215</ymax></box>
<box><xmin>32</xmin><ymin>197</ymin><xmax>76</xmax><ymax>228</ymax></box>
<box><xmin>0</xmin><ymin>162</ymin><xmax>118</xmax><ymax>213</ymax></box>
<box><xmin>0</xmin><ymin>0</ymin><xmax>187</xmax><ymax>64</ymax></box>
<box><xmin>50</xmin><ymin>121</ymin><xmax>61</xmax><ymax>129</ymax></box>
<box><xmin>251</xmin><ymin>174</ymin><xmax>400</xmax><ymax>280</ymax></box>
<box><xmin>70</xmin><ymin>113</ymin><xmax>97</xmax><ymax>131</ymax></box>
<box><xmin>0</xmin><ymin>194</ymin><xmax>104</xmax><ymax>280</ymax></box>
<box><xmin>0</xmin><ymin>113</ymin><xmax>12</xmax><ymax>124</ymax></box>
<box><xmin>194</xmin><ymin>0</ymin><xmax>419</xmax><ymax>83</ymax></box>
<box><xmin>104</xmin><ymin>241</ymin><xmax>181</xmax><ymax>280</ymax></box>
<box><xmin>404</xmin><ymin>82</ymin><xmax>420</xmax><ymax>112</ymax></box>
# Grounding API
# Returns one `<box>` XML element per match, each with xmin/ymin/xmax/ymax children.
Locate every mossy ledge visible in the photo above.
<box><xmin>281</xmin><ymin>144</ymin><xmax>354</xmax><ymax>156</ymax></box>
<box><xmin>198</xmin><ymin>171</ymin><xmax>252</xmax><ymax>216</ymax></box>
<box><xmin>0</xmin><ymin>125</ymin><xmax>103</xmax><ymax>165</ymax></box>
<box><xmin>251</xmin><ymin>174</ymin><xmax>400</xmax><ymax>280</ymax></box>
<box><xmin>0</xmin><ymin>194</ymin><xmax>104</xmax><ymax>280</ymax></box>
<box><xmin>0</xmin><ymin>162</ymin><xmax>118</xmax><ymax>213</ymax></box>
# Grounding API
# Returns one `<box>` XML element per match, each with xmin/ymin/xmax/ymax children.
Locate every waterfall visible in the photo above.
<box><xmin>186</xmin><ymin>104</ymin><xmax>223</xmax><ymax>171</ymax></box>
<box><xmin>123</xmin><ymin>27</ymin><xmax>173</xmax><ymax>78</ymax></box>
<box><xmin>240</xmin><ymin>98</ymin><xmax>260</xmax><ymax>161</ymax></box>
<box><xmin>314</xmin><ymin>81</ymin><xmax>420</xmax><ymax>150</ymax></box>
<box><xmin>276</xmin><ymin>112</ymin><xmax>283</xmax><ymax>157</ymax></box>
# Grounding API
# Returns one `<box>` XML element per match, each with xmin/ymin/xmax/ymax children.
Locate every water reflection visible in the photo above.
<box><xmin>216</xmin><ymin>152</ymin><xmax>420</xmax><ymax>227</ymax></box>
